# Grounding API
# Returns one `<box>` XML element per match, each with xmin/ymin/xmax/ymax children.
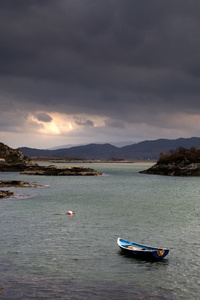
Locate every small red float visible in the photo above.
<box><xmin>67</xmin><ymin>210</ymin><xmax>73</xmax><ymax>216</ymax></box>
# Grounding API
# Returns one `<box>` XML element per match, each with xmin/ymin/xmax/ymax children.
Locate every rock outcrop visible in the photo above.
<box><xmin>20</xmin><ymin>165</ymin><xmax>102</xmax><ymax>176</ymax></box>
<box><xmin>0</xmin><ymin>142</ymin><xmax>37</xmax><ymax>172</ymax></box>
<box><xmin>140</xmin><ymin>147</ymin><xmax>200</xmax><ymax>176</ymax></box>
<box><xmin>0</xmin><ymin>180</ymin><xmax>45</xmax><ymax>188</ymax></box>
<box><xmin>0</xmin><ymin>190</ymin><xmax>14</xmax><ymax>198</ymax></box>
<box><xmin>140</xmin><ymin>161</ymin><xmax>200</xmax><ymax>176</ymax></box>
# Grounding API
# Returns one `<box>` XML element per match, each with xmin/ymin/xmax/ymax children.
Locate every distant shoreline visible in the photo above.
<box><xmin>34</xmin><ymin>159</ymin><xmax>156</xmax><ymax>165</ymax></box>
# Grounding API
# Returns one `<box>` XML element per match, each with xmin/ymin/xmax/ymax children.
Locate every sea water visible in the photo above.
<box><xmin>0</xmin><ymin>163</ymin><xmax>200</xmax><ymax>299</ymax></box>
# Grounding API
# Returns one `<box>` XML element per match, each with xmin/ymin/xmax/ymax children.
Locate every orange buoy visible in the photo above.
<box><xmin>67</xmin><ymin>210</ymin><xmax>73</xmax><ymax>216</ymax></box>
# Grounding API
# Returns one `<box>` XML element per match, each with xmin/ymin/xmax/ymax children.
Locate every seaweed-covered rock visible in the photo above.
<box><xmin>0</xmin><ymin>180</ymin><xmax>44</xmax><ymax>187</ymax></box>
<box><xmin>0</xmin><ymin>190</ymin><xmax>14</xmax><ymax>198</ymax></box>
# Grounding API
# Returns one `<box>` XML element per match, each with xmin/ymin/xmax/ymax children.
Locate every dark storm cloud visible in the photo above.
<box><xmin>0</xmin><ymin>0</ymin><xmax>200</xmax><ymax>126</ymax></box>
<box><xmin>36</xmin><ymin>112</ymin><xmax>52</xmax><ymax>123</ymax></box>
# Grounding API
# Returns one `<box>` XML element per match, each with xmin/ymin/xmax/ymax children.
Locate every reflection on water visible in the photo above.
<box><xmin>1</xmin><ymin>277</ymin><xmax>176</xmax><ymax>300</ymax></box>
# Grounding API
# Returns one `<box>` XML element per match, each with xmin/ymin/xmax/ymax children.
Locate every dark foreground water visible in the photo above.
<box><xmin>0</xmin><ymin>163</ymin><xmax>200</xmax><ymax>299</ymax></box>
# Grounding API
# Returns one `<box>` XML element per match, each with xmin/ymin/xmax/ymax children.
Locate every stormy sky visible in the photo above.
<box><xmin>1</xmin><ymin>0</ymin><xmax>200</xmax><ymax>149</ymax></box>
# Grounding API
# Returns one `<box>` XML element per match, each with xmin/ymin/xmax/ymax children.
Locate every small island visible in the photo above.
<box><xmin>140</xmin><ymin>146</ymin><xmax>200</xmax><ymax>176</ymax></box>
<box><xmin>20</xmin><ymin>165</ymin><xmax>102</xmax><ymax>176</ymax></box>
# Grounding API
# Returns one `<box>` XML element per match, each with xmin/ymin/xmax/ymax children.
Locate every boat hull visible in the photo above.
<box><xmin>117</xmin><ymin>238</ymin><xmax>169</xmax><ymax>260</ymax></box>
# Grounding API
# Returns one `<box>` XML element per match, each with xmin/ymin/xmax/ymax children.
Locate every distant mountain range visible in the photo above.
<box><xmin>49</xmin><ymin>141</ymin><xmax>135</xmax><ymax>149</ymax></box>
<box><xmin>18</xmin><ymin>137</ymin><xmax>200</xmax><ymax>161</ymax></box>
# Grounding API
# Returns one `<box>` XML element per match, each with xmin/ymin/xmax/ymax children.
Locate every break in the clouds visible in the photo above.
<box><xmin>0</xmin><ymin>0</ymin><xmax>200</xmax><ymax>149</ymax></box>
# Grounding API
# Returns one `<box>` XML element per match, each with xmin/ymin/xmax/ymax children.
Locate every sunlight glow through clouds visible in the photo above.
<box><xmin>28</xmin><ymin>112</ymin><xmax>105</xmax><ymax>136</ymax></box>
<box><xmin>29</xmin><ymin>113</ymin><xmax>69</xmax><ymax>135</ymax></box>
<box><xmin>41</xmin><ymin>121</ymin><xmax>61</xmax><ymax>134</ymax></box>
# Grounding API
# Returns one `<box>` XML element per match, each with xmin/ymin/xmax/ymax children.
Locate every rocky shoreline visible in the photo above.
<box><xmin>20</xmin><ymin>165</ymin><xmax>102</xmax><ymax>176</ymax></box>
<box><xmin>0</xmin><ymin>162</ymin><xmax>102</xmax><ymax>176</ymax></box>
<box><xmin>0</xmin><ymin>180</ymin><xmax>46</xmax><ymax>199</ymax></box>
<box><xmin>140</xmin><ymin>161</ymin><xmax>200</xmax><ymax>176</ymax></box>
<box><xmin>0</xmin><ymin>180</ymin><xmax>45</xmax><ymax>188</ymax></box>
<box><xmin>139</xmin><ymin>147</ymin><xmax>200</xmax><ymax>176</ymax></box>
<box><xmin>0</xmin><ymin>142</ymin><xmax>102</xmax><ymax>175</ymax></box>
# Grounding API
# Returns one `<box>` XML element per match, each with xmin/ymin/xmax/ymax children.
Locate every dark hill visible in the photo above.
<box><xmin>18</xmin><ymin>137</ymin><xmax>200</xmax><ymax>160</ymax></box>
<box><xmin>19</xmin><ymin>143</ymin><xmax>119</xmax><ymax>160</ymax></box>
<box><xmin>119</xmin><ymin>137</ymin><xmax>200</xmax><ymax>160</ymax></box>
<box><xmin>55</xmin><ymin>143</ymin><xmax>119</xmax><ymax>159</ymax></box>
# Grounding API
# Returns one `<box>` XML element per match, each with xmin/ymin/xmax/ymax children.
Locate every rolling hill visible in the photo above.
<box><xmin>18</xmin><ymin>137</ymin><xmax>200</xmax><ymax>160</ymax></box>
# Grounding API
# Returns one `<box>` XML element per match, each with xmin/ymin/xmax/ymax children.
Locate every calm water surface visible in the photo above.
<box><xmin>0</xmin><ymin>163</ymin><xmax>200</xmax><ymax>299</ymax></box>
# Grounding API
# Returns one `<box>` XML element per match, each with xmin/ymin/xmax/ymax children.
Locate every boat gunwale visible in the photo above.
<box><xmin>117</xmin><ymin>238</ymin><xmax>168</xmax><ymax>252</ymax></box>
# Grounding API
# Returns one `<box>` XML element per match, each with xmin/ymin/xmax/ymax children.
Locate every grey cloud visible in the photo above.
<box><xmin>36</xmin><ymin>112</ymin><xmax>53</xmax><ymax>123</ymax></box>
<box><xmin>0</xmin><ymin>0</ymin><xmax>200</xmax><ymax>143</ymax></box>
<box><xmin>74</xmin><ymin>116</ymin><xmax>94</xmax><ymax>127</ymax></box>
<box><xmin>104</xmin><ymin>119</ymin><xmax>125</xmax><ymax>129</ymax></box>
<box><xmin>0</xmin><ymin>109</ymin><xmax>29</xmax><ymax>132</ymax></box>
